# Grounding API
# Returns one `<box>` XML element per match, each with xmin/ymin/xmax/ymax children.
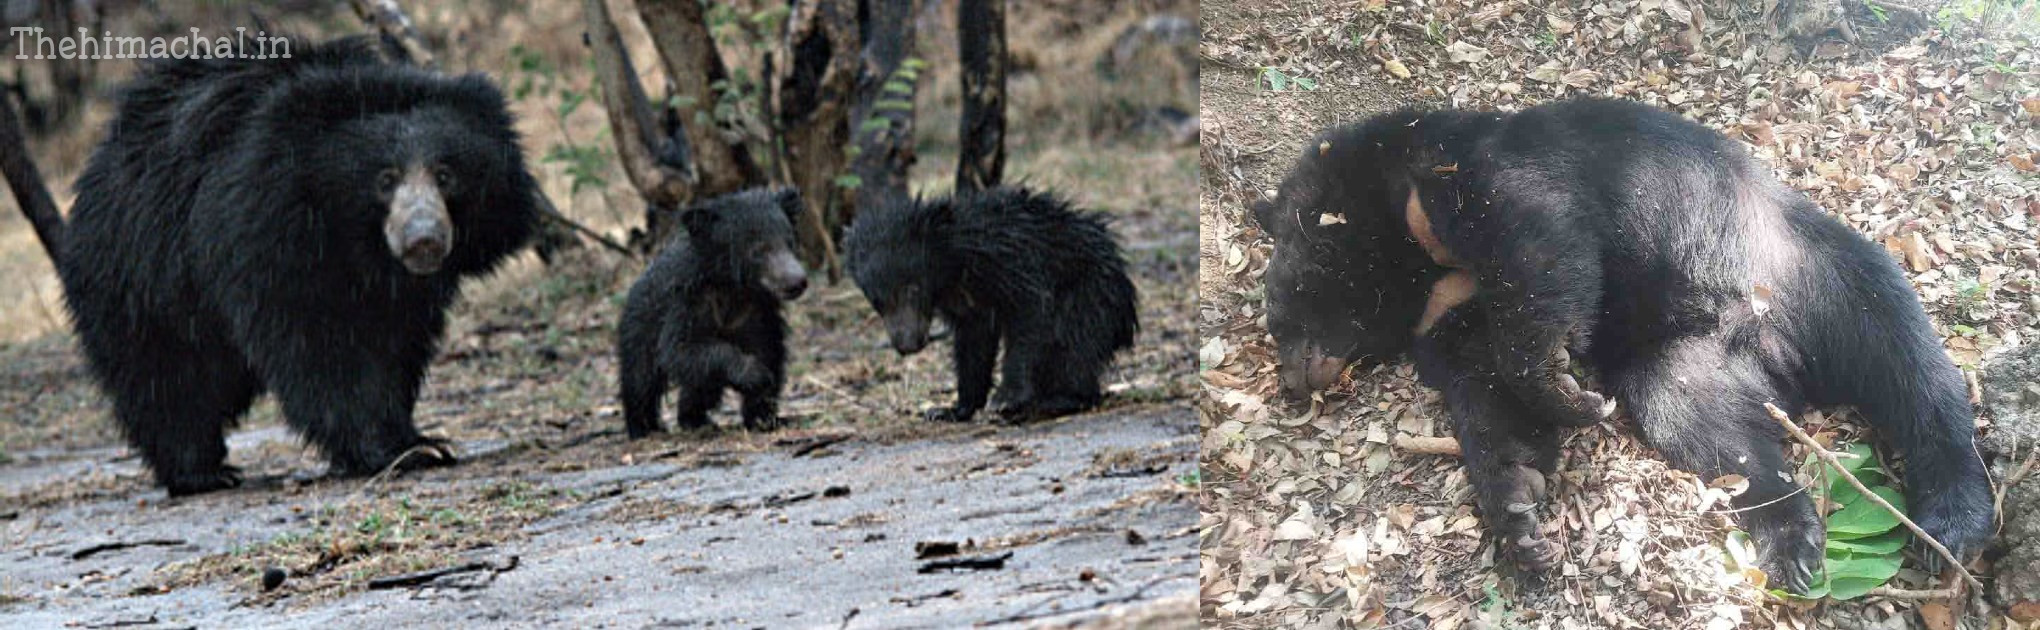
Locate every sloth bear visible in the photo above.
<box><xmin>1254</xmin><ymin>98</ymin><xmax>1993</xmax><ymax>592</ymax></box>
<box><xmin>844</xmin><ymin>186</ymin><xmax>1138</xmax><ymax>423</ymax></box>
<box><xmin>617</xmin><ymin>188</ymin><xmax>809</xmax><ymax>438</ymax></box>
<box><xmin>57</xmin><ymin>38</ymin><xmax>539</xmax><ymax>496</ymax></box>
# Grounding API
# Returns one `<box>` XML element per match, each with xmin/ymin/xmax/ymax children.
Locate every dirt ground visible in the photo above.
<box><xmin>0</xmin><ymin>0</ymin><xmax>1201</xmax><ymax>627</ymax></box>
<box><xmin>1199</xmin><ymin>0</ymin><xmax>2039</xmax><ymax>628</ymax></box>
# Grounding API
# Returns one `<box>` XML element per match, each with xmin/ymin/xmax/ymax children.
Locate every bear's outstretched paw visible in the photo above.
<box><xmin>1488</xmin><ymin>464</ymin><xmax>1560</xmax><ymax>574</ymax></box>
<box><xmin>1750</xmin><ymin>512</ymin><xmax>1824</xmax><ymax>594</ymax></box>
<box><xmin>1552</xmin><ymin>364</ymin><xmax>1618</xmax><ymax>427</ymax></box>
<box><xmin>394</xmin><ymin>437</ymin><xmax>460</xmax><ymax>471</ymax></box>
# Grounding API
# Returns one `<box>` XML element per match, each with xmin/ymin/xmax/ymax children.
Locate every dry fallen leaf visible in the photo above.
<box><xmin>1445</xmin><ymin>41</ymin><xmax>1490</xmax><ymax>64</ymax></box>
<box><xmin>1383</xmin><ymin>59</ymin><xmax>1411</xmax><ymax>79</ymax></box>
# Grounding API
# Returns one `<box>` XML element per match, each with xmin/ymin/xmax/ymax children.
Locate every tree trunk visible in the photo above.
<box><xmin>585</xmin><ymin>0</ymin><xmax>697</xmax><ymax>251</ymax></box>
<box><xmin>955</xmin><ymin>0</ymin><xmax>1005</xmax><ymax>194</ymax></box>
<box><xmin>0</xmin><ymin>91</ymin><xmax>64</xmax><ymax>265</ymax></box>
<box><xmin>848</xmin><ymin>0</ymin><xmax>920</xmax><ymax>230</ymax></box>
<box><xmin>637</xmin><ymin>0</ymin><xmax>768</xmax><ymax>202</ymax></box>
<box><xmin>775</xmin><ymin>0</ymin><xmax>859</xmax><ymax>281</ymax></box>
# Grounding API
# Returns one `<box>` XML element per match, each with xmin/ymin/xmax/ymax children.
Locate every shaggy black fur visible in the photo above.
<box><xmin>1254</xmin><ymin>98</ymin><xmax>1993</xmax><ymax>593</ymax></box>
<box><xmin>57</xmin><ymin>38</ymin><xmax>538</xmax><ymax>496</ymax></box>
<box><xmin>617</xmin><ymin>188</ymin><xmax>808</xmax><ymax>438</ymax></box>
<box><xmin>844</xmin><ymin>186</ymin><xmax>1138</xmax><ymax>422</ymax></box>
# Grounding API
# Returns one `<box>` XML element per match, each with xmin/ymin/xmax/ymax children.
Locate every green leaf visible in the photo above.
<box><xmin>1824</xmin><ymin>551</ymin><xmax>1902</xmax><ymax>600</ymax></box>
<box><xmin>833</xmin><ymin>173</ymin><xmax>863</xmax><ymax>189</ymax></box>
<box><xmin>557</xmin><ymin>89</ymin><xmax>588</xmax><ymax>119</ymax></box>
<box><xmin>1826</xmin><ymin>529</ymin><xmax>1907</xmax><ymax>555</ymax></box>
<box><xmin>1827</xmin><ymin>550</ymin><xmax>1902</xmax><ymax>580</ymax></box>
<box><xmin>1827</xmin><ymin>577</ymin><xmax>1886</xmax><ymax>600</ymax></box>
<box><xmin>1826</xmin><ymin>486</ymin><xmax>1906</xmax><ymax>536</ymax></box>
<box><xmin>1262</xmin><ymin>67</ymin><xmax>1289</xmax><ymax>91</ymax></box>
<box><xmin>1832</xmin><ymin>443</ymin><xmax>1876</xmax><ymax>476</ymax></box>
<box><xmin>1294</xmin><ymin>75</ymin><xmax>1319</xmax><ymax>90</ymax></box>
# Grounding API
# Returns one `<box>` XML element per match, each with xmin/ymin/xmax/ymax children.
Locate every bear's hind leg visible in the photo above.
<box><xmin>109</xmin><ymin>340</ymin><xmax>261</xmax><ymax>496</ymax></box>
<box><xmin>1611</xmin><ymin>337</ymin><xmax>1822</xmax><ymax>593</ymax></box>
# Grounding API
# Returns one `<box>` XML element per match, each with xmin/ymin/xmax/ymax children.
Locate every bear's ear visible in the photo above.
<box><xmin>774</xmin><ymin>188</ymin><xmax>804</xmax><ymax>223</ymax></box>
<box><xmin>681</xmin><ymin>206</ymin><xmax>717</xmax><ymax>238</ymax></box>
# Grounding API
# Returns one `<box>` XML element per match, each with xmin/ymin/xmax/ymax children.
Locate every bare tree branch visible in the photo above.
<box><xmin>349</xmin><ymin>0</ymin><xmax>438</xmax><ymax>69</ymax></box>
<box><xmin>584</xmin><ymin>0</ymin><xmax>695</xmax><ymax>218</ymax></box>
<box><xmin>636</xmin><ymin>0</ymin><xmax>767</xmax><ymax>198</ymax></box>
<box><xmin>0</xmin><ymin>90</ymin><xmax>63</xmax><ymax>264</ymax></box>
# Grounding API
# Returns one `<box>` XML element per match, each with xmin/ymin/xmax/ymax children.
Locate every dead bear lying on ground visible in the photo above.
<box><xmin>844</xmin><ymin>186</ymin><xmax>1139</xmax><ymax>423</ymax></box>
<box><xmin>57</xmin><ymin>37</ymin><xmax>539</xmax><ymax>496</ymax></box>
<box><xmin>1253</xmin><ymin>98</ymin><xmax>1993</xmax><ymax>593</ymax></box>
<box><xmin>617</xmin><ymin>188</ymin><xmax>809</xmax><ymax>438</ymax></box>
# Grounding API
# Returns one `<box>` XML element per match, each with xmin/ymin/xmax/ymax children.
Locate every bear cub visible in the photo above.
<box><xmin>844</xmin><ymin>186</ymin><xmax>1138</xmax><ymax>422</ymax></box>
<box><xmin>617</xmin><ymin>188</ymin><xmax>810</xmax><ymax>438</ymax></box>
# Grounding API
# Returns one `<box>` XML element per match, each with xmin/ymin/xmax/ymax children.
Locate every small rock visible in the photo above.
<box><xmin>261</xmin><ymin>567</ymin><xmax>286</xmax><ymax>591</ymax></box>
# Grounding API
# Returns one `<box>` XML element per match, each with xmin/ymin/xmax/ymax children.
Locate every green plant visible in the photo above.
<box><xmin>506</xmin><ymin>45</ymin><xmax>614</xmax><ymax>198</ymax></box>
<box><xmin>1768</xmin><ymin>443</ymin><xmax>1911</xmax><ymax>600</ymax></box>
<box><xmin>838</xmin><ymin>57</ymin><xmax>928</xmax><ymax>190</ymax></box>
<box><xmin>1259</xmin><ymin>68</ymin><xmax>1318</xmax><ymax>92</ymax></box>
<box><xmin>1865</xmin><ymin>1</ymin><xmax>1890</xmax><ymax>24</ymax></box>
<box><xmin>1954</xmin><ymin>277</ymin><xmax>1991</xmax><ymax>314</ymax></box>
<box><xmin>1475</xmin><ymin>582</ymin><xmax>1526</xmax><ymax>629</ymax></box>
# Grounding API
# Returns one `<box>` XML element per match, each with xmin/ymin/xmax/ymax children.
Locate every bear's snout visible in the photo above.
<box><xmin>762</xmin><ymin>250</ymin><xmax>808</xmax><ymax>300</ymax></box>
<box><xmin>1278</xmin><ymin>345</ymin><xmax>1346</xmax><ymax>399</ymax></box>
<box><xmin>386</xmin><ymin>170</ymin><xmax>453</xmax><ymax>275</ymax></box>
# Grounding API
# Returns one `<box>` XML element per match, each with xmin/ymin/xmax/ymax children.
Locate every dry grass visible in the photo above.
<box><xmin>154</xmin><ymin>480</ymin><xmax>564</xmax><ymax>605</ymax></box>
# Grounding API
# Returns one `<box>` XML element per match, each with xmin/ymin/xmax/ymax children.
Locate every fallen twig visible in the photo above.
<box><xmin>367</xmin><ymin>556</ymin><xmax>519</xmax><ymax>590</ymax></box>
<box><xmin>1763</xmin><ymin>402</ymin><xmax>1981</xmax><ymax>590</ymax></box>
<box><xmin>1993</xmin><ymin>441</ymin><xmax>2037</xmax><ymax>539</ymax></box>
<box><xmin>71</xmin><ymin>539</ymin><xmax>185</xmax><ymax>560</ymax></box>
<box><xmin>538</xmin><ymin>194</ymin><xmax>637</xmax><ymax>259</ymax></box>
<box><xmin>778</xmin><ymin>433</ymin><xmax>854</xmax><ymax>458</ymax></box>
<box><xmin>80</xmin><ymin>614</ymin><xmax>165</xmax><ymax>629</ymax></box>
<box><xmin>916</xmin><ymin>551</ymin><xmax>1013</xmax><ymax>573</ymax></box>
<box><xmin>1864</xmin><ymin>585</ymin><xmax>1961</xmax><ymax>600</ymax></box>
<box><xmin>1394</xmin><ymin>435</ymin><xmax>1461</xmax><ymax>456</ymax></box>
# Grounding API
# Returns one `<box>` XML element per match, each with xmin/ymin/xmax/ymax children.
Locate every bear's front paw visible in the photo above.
<box><xmin>165</xmin><ymin>465</ymin><xmax>243</xmax><ymax>497</ymax></box>
<box><xmin>924</xmin><ymin>406</ymin><xmax>978</xmax><ymax>423</ymax></box>
<box><xmin>742</xmin><ymin>409</ymin><xmax>783</xmax><ymax>431</ymax></box>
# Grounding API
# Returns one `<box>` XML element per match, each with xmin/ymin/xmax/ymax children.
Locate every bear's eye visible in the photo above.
<box><xmin>432</xmin><ymin>164</ymin><xmax>455</xmax><ymax>190</ymax></box>
<box><xmin>376</xmin><ymin>169</ymin><xmax>400</xmax><ymax>194</ymax></box>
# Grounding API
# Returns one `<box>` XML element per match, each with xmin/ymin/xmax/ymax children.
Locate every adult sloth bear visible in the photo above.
<box><xmin>58</xmin><ymin>38</ymin><xmax>538</xmax><ymax>496</ymax></box>
<box><xmin>1254</xmin><ymin>98</ymin><xmax>1992</xmax><ymax>592</ymax></box>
